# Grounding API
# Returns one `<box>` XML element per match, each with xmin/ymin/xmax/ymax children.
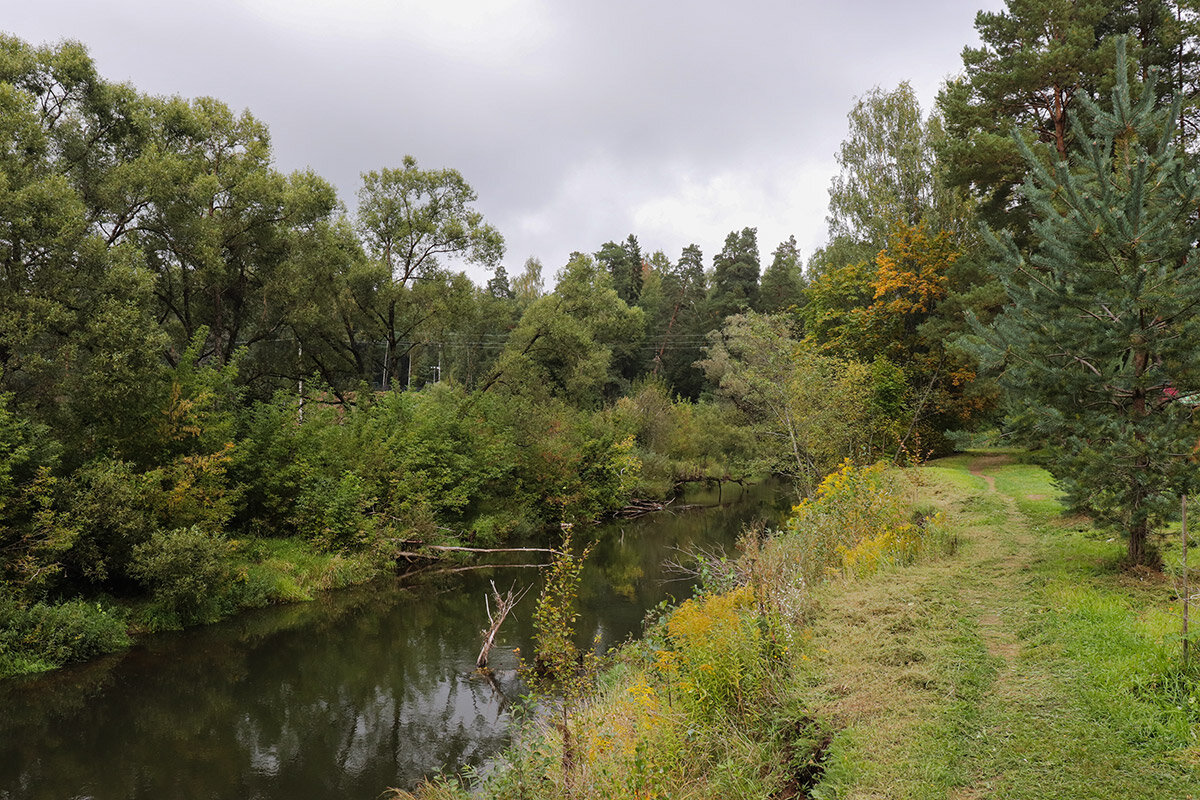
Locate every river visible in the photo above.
<box><xmin>0</xmin><ymin>481</ymin><xmax>790</xmax><ymax>800</ymax></box>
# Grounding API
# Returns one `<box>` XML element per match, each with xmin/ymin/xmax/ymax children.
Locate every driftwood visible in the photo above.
<box><xmin>613</xmin><ymin>498</ymin><xmax>672</xmax><ymax>519</ymax></box>
<box><xmin>612</xmin><ymin>497</ymin><xmax>713</xmax><ymax>520</ymax></box>
<box><xmin>424</xmin><ymin>562</ymin><xmax>546</xmax><ymax>576</ymax></box>
<box><xmin>391</xmin><ymin>543</ymin><xmax>563</xmax><ymax>567</ymax></box>
<box><xmin>425</xmin><ymin>544</ymin><xmax>563</xmax><ymax>555</ymax></box>
<box><xmin>672</xmin><ymin>474</ymin><xmax>750</xmax><ymax>491</ymax></box>
<box><xmin>476</xmin><ymin>665</ymin><xmax>512</xmax><ymax>711</ymax></box>
<box><xmin>391</xmin><ymin>539</ymin><xmax>561</xmax><ymax>557</ymax></box>
<box><xmin>477</xmin><ymin>581</ymin><xmax>530</xmax><ymax>669</ymax></box>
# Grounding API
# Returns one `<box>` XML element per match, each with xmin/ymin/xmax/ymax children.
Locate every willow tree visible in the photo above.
<box><xmin>699</xmin><ymin>313</ymin><xmax>882</xmax><ymax>484</ymax></box>
<box><xmin>975</xmin><ymin>42</ymin><xmax>1200</xmax><ymax>565</ymax></box>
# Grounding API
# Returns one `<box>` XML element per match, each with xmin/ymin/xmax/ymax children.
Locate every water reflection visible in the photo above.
<box><xmin>0</xmin><ymin>481</ymin><xmax>789</xmax><ymax>799</ymax></box>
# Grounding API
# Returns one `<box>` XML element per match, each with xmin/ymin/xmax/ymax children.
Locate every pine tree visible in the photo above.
<box><xmin>708</xmin><ymin>227</ymin><xmax>760</xmax><ymax>320</ymax></box>
<box><xmin>757</xmin><ymin>235</ymin><xmax>806</xmax><ymax>314</ymax></box>
<box><xmin>657</xmin><ymin>244</ymin><xmax>709</xmax><ymax>398</ymax></box>
<box><xmin>595</xmin><ymin>234</ymin><xmax>643</xmax><ymax>305</ymax></box>
<box><xmin>486</xmin><ymin>265</ymin><xmax>515</xmax><ymax>299</ymax></box>
<box><xmin>976</xmin><ymin>40</ymin><xmax>1200</xmax><ymax>565</ymax></box>
<box><xmin>938</xmin><ymin>0</ymin><xmax>1188</xmax><ymax>239</ymax></box>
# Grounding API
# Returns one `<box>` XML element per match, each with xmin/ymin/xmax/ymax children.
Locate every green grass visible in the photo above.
<box><xmin>394</xmin><ymin>452</ymin><xmax>1200</xmax><ymax>799</ymax></box>
<box><xmin>810</xmin><ymin>453</ymin><xmax>1200</xmax><ymax>799</ymax></box>
<box><xmin>229</xmin><ymin>535</ymin><xmax>384</xmax><ymax>604</ymax></box>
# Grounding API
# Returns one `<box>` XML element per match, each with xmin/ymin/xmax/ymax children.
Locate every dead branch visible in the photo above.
<box><xmin>426</xmin><ymin>544</ymin><xmax>564</xmax><ymax>556</ymax></box>
<box><xmin>477</xmin><ymin>580</ymin><xmax>531</xmax><ymax>669</ymax></box>
<box><xmin>613</xmin><ymin>498</ymin><xmax>675</xmax><ymax>519</ymax></box>
<box><xmin>390</xmin><ymin>542</ymin><xmax>563</xmax><ymax>563</ymax></box>
<box><xmin>407</xmin><ymin>563</ymin><xmax>548</xmax><ymax>579</ymax></box>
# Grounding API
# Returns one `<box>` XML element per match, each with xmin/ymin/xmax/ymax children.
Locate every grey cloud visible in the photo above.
<box><xmin>5</xmin><ymin>0</ymin><xmax>1005</xmax><ymax>281</ymax></box>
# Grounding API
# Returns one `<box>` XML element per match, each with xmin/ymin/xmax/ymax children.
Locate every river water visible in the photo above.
<box><xmin>0</xmin><ymin>482</ymin><xmax>790</xmax><ymax>800</ymax></box>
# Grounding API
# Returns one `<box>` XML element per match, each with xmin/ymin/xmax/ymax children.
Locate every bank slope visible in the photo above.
<box><xmin>399</xmin><ymin>454</ymin><xmax>1199</xmax><ymax>800</ymax></box>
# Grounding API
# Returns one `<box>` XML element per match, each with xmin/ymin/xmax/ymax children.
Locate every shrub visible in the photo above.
<box><xmin>779</xmin><ymin>460</ymin><xmax>912</xmax><ymax>590</ymax></box>
<box><xmin>297</xmin><ymin>471</ymin><xmax>378</xmax><ymax>552</ymax></box>
<box><xmin>741</xmin><ymin>460</ymin><xmax>949</xmax><ymax>626</ymax></box>
<box><xmin>0</xmin><ymin>595</ymin><xmax>130</xmax><ymax>676</ymax></box>
<box><xmin>62</xmin><ymin>458</ymin><xmax>158</xmax><ymax>588</ymax></box>
<box><xmin>129</xmin><ymin>526</ymin><xmax>232</xmax><ymax>628</ymax></box>
<box><xmin>662</xmin><ymin>585</ymin><xmax>763</xmax><ymax>719</ymax></box>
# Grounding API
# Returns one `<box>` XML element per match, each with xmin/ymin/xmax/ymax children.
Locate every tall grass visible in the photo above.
<box><xmin>743</xmin><ymin>460</ymin><xmax>951</xmax><ymax>628</ymax></box>
<box><xmin>393</xmin><ymin>460</ymin><xmax>938</xmax><ymax>799</ymax></box>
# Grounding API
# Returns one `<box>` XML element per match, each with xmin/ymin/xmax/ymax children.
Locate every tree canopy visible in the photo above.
<box><xmin>970</xmin><ymin>39</ymin><xmax>1200</xmax><ymax>564</ymax></box>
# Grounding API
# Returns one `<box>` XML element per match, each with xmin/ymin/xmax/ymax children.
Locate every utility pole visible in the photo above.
<box><xmin>382</xmin><ymin>338</ymin><xmax>391</xmax><ymax>389</ymax></box>
<box><xmin>297</xmin><ymin>341</ymin><xmax>304</xmax><ymax>423</ymax></box>
<box><xmin>1185</xmin><ymin>494</ymin><xmax>1190</xmax><ymax>669</ymax></box>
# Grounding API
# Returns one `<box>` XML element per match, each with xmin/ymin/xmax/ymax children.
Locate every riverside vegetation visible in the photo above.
<box><xmin>5</xmin><ymin>2</ymin><xmax>1200</xmax><ymax>795</ymax></box>
<box><xmin>393</xmin><ymin>453</ymin><xmax>1200</xmax><ymax>800</ymax></box>
<box><xmin>0</xmin><ymin>25</ymin><xmax>990</xmax><ymax>675</ymax></box>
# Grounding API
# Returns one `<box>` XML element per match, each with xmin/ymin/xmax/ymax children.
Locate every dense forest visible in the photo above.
<box><xmin>5</xmin><ymin>0</ymin><xmax>1200</xmax><ymax>680</ymax></box>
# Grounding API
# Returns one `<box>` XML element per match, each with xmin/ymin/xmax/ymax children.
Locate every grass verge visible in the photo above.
<box><xmin>809</xmin><ymin>453</ymin><xmax>1199</xmax><ymax>800</ymax></box>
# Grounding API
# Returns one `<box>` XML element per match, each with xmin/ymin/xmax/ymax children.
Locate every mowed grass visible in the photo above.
<box><xmin>403</xmin><ymin>454</ymin><xmax>1199</xmax><ymax>799</ymax></box>
<box><xmin>808</xmin><ymin>453</ymin><xmax>1200</xmax><ymax>799</ymax></box>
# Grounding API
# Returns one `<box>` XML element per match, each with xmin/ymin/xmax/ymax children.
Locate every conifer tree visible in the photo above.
<box><xmin>975</xmin><ymin>40</ymin><xmax>1200</xmax><ymax>565</ymax></box>
<box><xmin>486</xmin><ymin>265</ymin><xmax>515</xmax><ymax>299</ymax></box>
<box><xmin>708</xmin><ymin>227</ymin><xmax>761</xmax><ymax>320</ymax></box>
<box><xmin>757</xmin><ymin>235</ymin><xmax>806</xmax><ymax>315</ymax></box>
<box><xmin>939</xmin><ymin>0</ymin><xmax>1187</xmax><ymax>239</ymax></box>
<box><xmin>656</xmin><ymin>243</ymin><xmax>709</xmax><ymax>398</ymax></box>
<box><xmin>595</xmin><ymin>234</ymin><xmax>643</xmax><ymax>305</ymax></box>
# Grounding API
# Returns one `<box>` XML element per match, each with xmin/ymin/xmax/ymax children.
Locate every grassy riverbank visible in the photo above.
<box><xmin>401</xmin><ymin>453</ymin><xmax>1200</xmax><ymax>799</ymax></box>
<box><xmin>0</xmin><ymin>536</ymin><xmax>387</xmax><ymax>678</ymax></box>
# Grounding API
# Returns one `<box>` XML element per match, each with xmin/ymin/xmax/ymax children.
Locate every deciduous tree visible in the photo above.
<box><xmin>699</xmin><ymin>313</ymin><xmax>883</xmax><ymax>484</ymax></box>
<box><xmin>355</xmin><ymin>157</ymin><xmax>504</xmax><ymax>388</ymax></box>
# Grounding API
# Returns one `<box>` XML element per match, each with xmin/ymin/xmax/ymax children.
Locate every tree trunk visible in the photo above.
<box><xmin>1129</xmin><ymin>516</ymin><xmax>1149</xmax><ymax>565</ymax></box>
<box><xmin>1053</xmin><ymin>84</ymin><xmax>1069</xmax><ymax>162</ymax></box>
<box><xmin>1129</xmin><ymin>344</ymin><xmax>1151</xmax><ymax>566</ymax></box>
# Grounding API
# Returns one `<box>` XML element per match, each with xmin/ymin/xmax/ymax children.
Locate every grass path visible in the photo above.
<box><xmin>806</xmin><ymin>454</ymin><xmax>1200</xmax><ymax>800</ymax></box>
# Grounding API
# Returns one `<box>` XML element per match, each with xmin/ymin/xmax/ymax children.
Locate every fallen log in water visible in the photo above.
<box><xmin>613</xmin><ymin>498</ymin><xmax>673</xmax><ymax>519</ymax></box>
<box><xmin>391</xmin><ymin>542</ymin><xmax>563</xmax><ymax>565</ymax></box>
<box><xmin>425</xmin><ymin>544</ymin><xmax>563</xmax><ymax>555</ymax></box>
<box><xmin>423</xmin><ymin>562</ymin><xmax>546</xmax><ymax>576</ymax></box>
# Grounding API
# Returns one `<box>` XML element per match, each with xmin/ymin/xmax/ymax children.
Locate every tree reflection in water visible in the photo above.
<box><xmin>0</xmin><ymin>480</ymin><xmax>788</xmax><ymax>799</ymax></box>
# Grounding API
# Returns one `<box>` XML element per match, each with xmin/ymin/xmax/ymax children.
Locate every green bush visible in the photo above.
<box><xmin>129</xmin><ymin>526</ymin><xmax>232</xmax><ymax>628</ymax></box>
<box><xmin>62</xmin><ymin>458</ymin><xmax>158</xmax><ymax>588</ymax></box>
<box><xmin>297</xmin><ymin>471</ymin><xmax>378</xmax><ymax>552</ymax></box>
<box><xmin>663</xmin><ymin>585</ymin><xmax>764</xmax><ymax>719</ymax></box>
<box><xmin>468</xmin><ymin>510</ymin><xmax>531</xmax><ymax>546</ymax></box>
<box><xmin>0</xmin><ymin>595</ymin><xmax>130</xmax><ymax>677</ymax></box>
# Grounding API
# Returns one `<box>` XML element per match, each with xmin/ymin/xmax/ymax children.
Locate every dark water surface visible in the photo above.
<box><xmin>0</xmin><ymin>482</ymin><xmax>790</xmax><ymax>800</ymax></box>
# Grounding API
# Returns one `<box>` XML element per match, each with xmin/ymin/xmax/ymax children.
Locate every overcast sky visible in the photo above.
<box><xmin>5</xmin><ymin>0</ymin><xmax>1005</xmax><ymax>285</ymax></box>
